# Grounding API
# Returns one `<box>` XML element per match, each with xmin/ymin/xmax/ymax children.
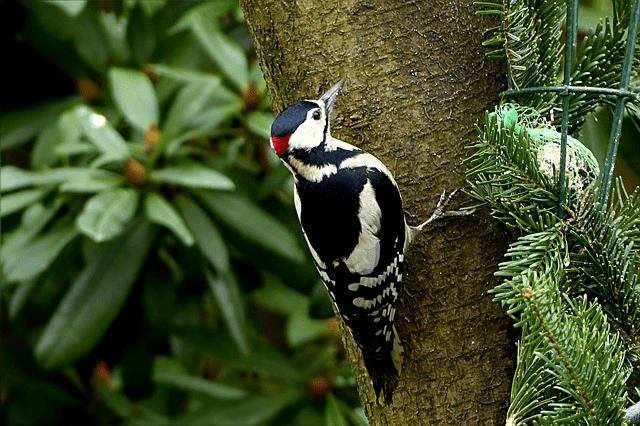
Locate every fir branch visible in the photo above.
<box><xmin>503</xmin><ymin>0</ymin><xmax>564</xmax><ymax>96</ymax></box>
<box><xmin>505</xmin><ymin>304</ymin><xmax>554</xmax><ymax>425</ymax></box>
<box><xmin>474</xmin><ymin>1</ymin><xmax>508</xmax><ymax>59</ymax></box>
<box><xmin>463</xmin><ymin>111</ymin><xmax>559</xmax><ymax>238</ymax></box>
<box><xmin>568</xmin><ymin>201</ymin><xmax>640</xmax><ymax>347</ymax></box>
<box><xmin>613</xmin><ymin>179</ymin><xmax>640</xmax><ymax>254</ymax></box>
<box><xmin>523</xmin><ymin>285</ymin><xmax>630</xmax><ymax>425</ymax></box>
<box><xmin>557</xmin><ymin>14</ymin><xmax>639</xmax><ymax>130</ymax></box>
<box><xmin>463</xmin><ymin>105</ymin><xmax>639</xmax><ymax>424</ymax></box>
<box><xmin>476</xmin><ymin>0</ymin><xmax>640</xmax><ymax>129</ymax></box>
<box><xmin>502</xmin><ymin>269</ymin><xmax>631</xmax><ymax>425</ymax></box>
<box><xmin>492</xmin><ymin>223</ymin><xmax>567</xmax><ymax>316</ymax></box>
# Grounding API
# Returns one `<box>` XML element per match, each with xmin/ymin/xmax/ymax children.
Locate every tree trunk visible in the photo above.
<box><xmin>241</xmin><ymin>0</ymin><xmax>515</xmax><ymax>423</ymax></box>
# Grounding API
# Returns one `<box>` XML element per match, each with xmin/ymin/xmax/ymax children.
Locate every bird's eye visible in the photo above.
<box><xmin>312</xmin><ymin>110</ymin><xmax>321</xmax><ymax>120</ymax></box>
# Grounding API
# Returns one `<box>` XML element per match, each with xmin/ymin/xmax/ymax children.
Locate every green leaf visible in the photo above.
<box><xmin>191</xmin><ymin>103</ymin><xmax>241</xmax><ymax>131</ymax></box>
<box><xmin>59</xmin><ymin>170</ymin><xmax>122</xmax><ymax>193</ymax></box>
<box><xmin>127</xmin><ymin>4</ymin><xmax>156</xmax><ymax>65</ymax></box>
<box><xmin>170</xmin><ymin>326</ymin><xmax>303</xmax><ymax>380</ymax></box>
<box><xmin>160</xmin><ymin>80</ymin><xmax>222</xmax><ymax>141</ymax></box>
<box><xmin>31</xmin><ymin>121</ymin><xmax>61</xmax><ymax>169</ymax></box>
<box><xmin>165</xmin><ymin>104</ymin><xmax>240</xmax><ymax>155</ymax></box>
<box><xmin>0</xmin><ymin>97</ymin><xmax>79</xmax><ymax>149</ymax></box>
<box><xmin>249</xmin><ymin>60</ymin><xmax>268</xmax><ymax>94</ymax></box>
<box><xmin>286</xmin><ymin>312</ymin><xmax>331</xmax><ymax>348</ymax></box>
<box><xmin>1</xmin><ymin>166</ymin><xmax>37</xmax><ymax>192</ymax></box>
<box><xmin>175</xmin><ymin>196</ymin><xmax>229</xmax><ymax>273</ymax></box>
<box><xmin>76</xmin><ymin>189</ymin><xmax>139</xmax><ymax>242</ymax></box>
<box><xmin>325</xmin><ymin>393</ymin><xmax>348</xmax><ymax>426</ymax></box>
<box><xmin>205</xmin><ymin>268</ymin><xmax>249</xmax><ymax>356</ymax></box>
<box><xmin>108</xmin><ymin>68</ymin><xmax>158</xmax><ymax>132</ymax></box>
<box><xmin>351</xmin><ymin>407</ymin><xmax>369</xmax><ymax>426</ymax></box>
<box><xmin>88</xmin><ymin>152</ymin><xmax>128</xmax><ymax>169</ymax></box>
<box><xmin>75</xmin><ymin>105</ymin><xmax>128</xmax><ymax>157</ymax></box>
<box><xmin>174</xmin><ymin>389</ymin><xmax>303</xmax><ymax>425</ymax></box>
<box><xmin>0</xmin><ymin>166</ymin><xmax>90</xmax><ymax>192</ymax></box>
<box><xmin>35</xmin><ymin>219</ymin><xmax>152</xmax><ymax>370</ymax></box>
<box><xmin>43</xmin><ymin>0</ymin><xmax>86</xmax><ymax>17</ymax></box>
<box><xmin>54</xmin><ymin>141</ymin><xmax>96</xmax><ymax>156</ymax></box>
<box><xmin>48</xmin><ymin>108</ymin><xmax>88</xmax><ymax>158</ymax></box>
<box><xmin>2</xmin><ymin>224</ymin><xmax>79</xmax><ymax>283</ymax></box>
<box><xmin>1</xmin><ymin>201</ymin><xmax>63</xmax><ymax>268</ymax></box>
<box><xmin>96</xmin><ymin>12</ymin><xmax>131</xmax><ymax>64</ymax></box>
<box><xmin>144</xmin><ymin>193</ymin><xmax>194</xmax><ymax>246</ymax></box>
<box><xmin>153</xmin><ymin>357</ymin><xmax>247</xmax><ymax>399</ymax></box>
<box><xmin>155</xmin><ymin>374</ymin><xmax>247</xmax><ymax>400</ymax></box>
<box><xmin>150</xmin><ymin>162</ymin><xmax>235</xmax><ymax>191</ymax></box>
<box><xmin>251</xmin><ymin>275</ymin><xmax>309</xmax><ymax>317</ymax></box>
<box><xmin>58</xmin><ymin>107</ymin><xmax>84</xmax><ymax>140</ymax></box>
<box><xmin>93</xmin><ymin>381</ymin><xmax>169</xmax><ymax>424</ymax></box>
<box><xmin>9</xmin><ymin>277</ymin><xmax>39</xmax><ymax>320</ymax></box>
<box><xmin>0</xmin><ymin>188</ymin><xmax>50</xmax><ymax>218</ymax></box>
<box><xmin>137</xmin><ymin>0</ymin><xmax>166</xmax><ymax>16</ymax></box>
<box><xmin>244</xmin><ymin>111</ymin><xmax>274</xmax><ymax>140</ymax></box>
<box><xmin>0</xmin><ymin>166</ymin><xmax>121</xmax><ymax>193</ymax></box>
<box><xmin>167</xmin><ymin>1</ymin><xmax>237</xmax><ymax>35</ymax></box>
<box><xmin>149</xmin><ymin>64</ymin><xmax>220</xmax><ymax>85</ymax></box>
<box><xmin>197</xmin><ymin>191</ymin><xmax>305</xmax><ymax>263</ymax></box>
<box><xmin>92</xmin><ymin>381</ymin><xmax>136</xmax><ymax>420</ymax></box>
<box><xmin>190</xmin><ymin>13</ymin><xmax>249</xmax><ymax>92</ymax></box>
<box><xmin>72</xmin><ymin>8</ymin><xmax>109</xmax><ymax>73</ymax></box>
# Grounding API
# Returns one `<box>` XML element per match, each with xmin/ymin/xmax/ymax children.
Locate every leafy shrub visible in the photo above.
<box><xmin>0</xmin><ymin>1</ymin><xmax>365</xmax><ymax>424</ymax></box>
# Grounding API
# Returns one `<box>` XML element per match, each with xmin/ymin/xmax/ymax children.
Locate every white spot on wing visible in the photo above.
<box><xmin>353</xmin><ymin>296</ymin><xmax>378</xmax><ymax>309</ymax></box>
<box><xmin>339</xmin><ymin>153</ymin><xmax>396</xmax><ymax>184</ymax></box>
<box><xmin>343</xmin><ymin>181</ymin><xmax>381</xmax><ymax>275</ymax></box>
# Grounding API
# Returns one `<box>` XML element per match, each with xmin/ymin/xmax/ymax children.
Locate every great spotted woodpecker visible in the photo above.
<box><xmin>269</xmin><ymin>79</ymin><xmax>473</xmax><ymax>403</ymax></box>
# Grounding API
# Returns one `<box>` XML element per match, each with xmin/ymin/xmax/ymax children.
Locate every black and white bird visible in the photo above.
<box><xmin>270</xmin><ymin>79</ymin><xmax>473</xmax><ymax>403</ymax></box>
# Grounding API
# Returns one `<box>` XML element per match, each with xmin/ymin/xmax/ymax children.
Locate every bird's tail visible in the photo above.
<box><xmin>361</xmin><ymin>325</ymin><xmax>404</xmax><ymax>404</ymax></box>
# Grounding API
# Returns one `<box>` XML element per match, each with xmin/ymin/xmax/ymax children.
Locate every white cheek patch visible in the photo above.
<box><xmin>343</xmin><ymin>180</ymin><xmax>381</xmax><ymax>275</ymax></box>
<box><xmin>288</xmin><ymin>114</ymin><xmax>324</xmax><ymax>151</ymax></box>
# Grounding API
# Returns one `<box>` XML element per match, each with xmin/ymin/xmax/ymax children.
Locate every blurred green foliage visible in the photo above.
<box><xmin>0</xmin><ymin>1</ymin><xmax>366</xmax><ymax>424</ymax></box>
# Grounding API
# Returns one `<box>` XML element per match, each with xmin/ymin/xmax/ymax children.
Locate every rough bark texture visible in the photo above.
<box><xmin>241</xmin><ymin>0</ymin><xmax>515</xmax><ymax>424</ymax></box>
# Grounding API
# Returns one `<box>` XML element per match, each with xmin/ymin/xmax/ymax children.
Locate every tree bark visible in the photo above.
<box><xmin>241</xmin><ymin>0</ymin><xmax>515</xmax><ymax>423</ymax></box>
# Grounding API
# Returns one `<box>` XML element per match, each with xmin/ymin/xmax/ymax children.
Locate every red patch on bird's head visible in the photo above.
<box><xmin>270</xmin><ymin>134</ymin><xmax>291</xmax><ymax>156</ymax></box>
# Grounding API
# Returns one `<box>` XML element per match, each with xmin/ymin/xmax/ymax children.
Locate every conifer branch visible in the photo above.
<box><xmin>476</xmin><ymin>0</ymin><xmax>640</xmax><ymax>128</ymax></box>
<box><xmin>464</xmin><ymin>107</ymin><xmax>639</xmax><ymax>424</ymax></box>
<box><xmin>469</xmin><ymin>0</ymin><xmax>640</xmax><ymax>422</ymax></box>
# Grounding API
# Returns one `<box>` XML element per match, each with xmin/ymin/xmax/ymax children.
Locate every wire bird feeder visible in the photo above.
<box><xmin>500</xmin><ymin>0</ymin><xmax>640</xmax><ymax>217</ymax></box>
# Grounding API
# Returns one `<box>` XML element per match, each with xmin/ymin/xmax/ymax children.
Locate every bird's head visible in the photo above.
<box><xmin>270</xmin><ymin>79</ymin><xmax>345</xmax><ymax>158</ymax></box>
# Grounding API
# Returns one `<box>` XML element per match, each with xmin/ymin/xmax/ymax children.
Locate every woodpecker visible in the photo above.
<box><xmin>270</xmin><ymin>79</ymin><xmax>473</xmax><ymax>403</ymax></box>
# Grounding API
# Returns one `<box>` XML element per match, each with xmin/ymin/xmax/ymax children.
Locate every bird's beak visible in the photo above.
<box><xmin>319</xmin><ymin>79</ymin><xmax>346</xmax><ymax>117</ymax></box>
